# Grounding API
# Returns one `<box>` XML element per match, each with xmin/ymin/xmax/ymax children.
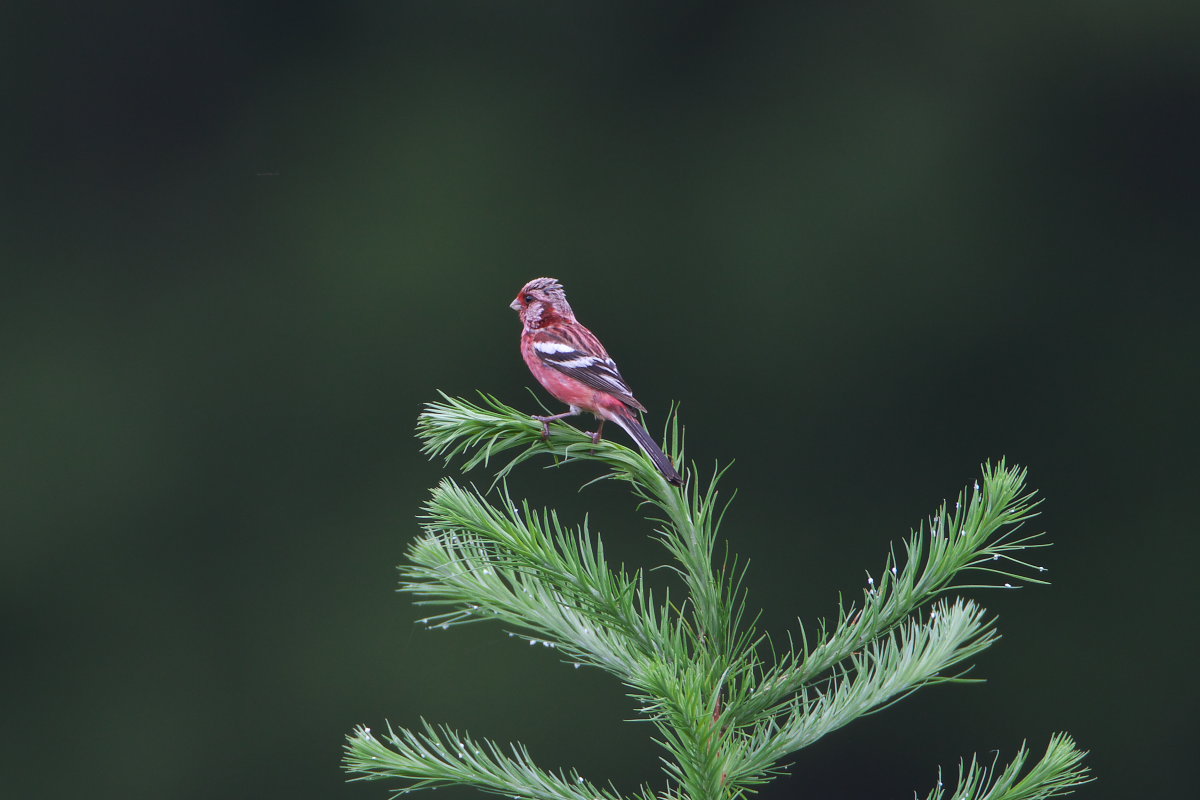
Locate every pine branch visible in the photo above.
<box><xmin>344</xmin><ymin>394</ymin><xmax>1091</xmax><ymax>800</ymax></box>
<box><xmin>736</xmin><ymin>460</ymin><xmax>1043</xmax><ymax>725</ymax></box>
<box><xmin>345</xmin><ymin>723</ymin><xmax>644</xmax><ymax>800</ymax></box>
<box><xmin>737</xmin><ymin>599</ymin><xmax>996</xmax><ymax>775</ymax></box>
<box><xmin>403</xmin><ymin>480</ymin><xmax>681</xmax><ymax>684</ymax></box>
<box><xmin>416</xmin><ymin>391</ymin><xmax>674</xmax><ymax>491</ymax></box>
<box><xmin>918</xmin><ymin>733</ymin><xmax>1092</xmax><ymax>800</ymax></box>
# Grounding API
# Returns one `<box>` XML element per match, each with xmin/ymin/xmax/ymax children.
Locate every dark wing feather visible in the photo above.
<box><xmin>531</xmin><ymin>328</ymin><xmax>647</xmax><ymax>412</ymax></box>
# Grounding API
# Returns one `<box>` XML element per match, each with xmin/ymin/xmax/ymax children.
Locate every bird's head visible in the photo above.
<box><xmin>510</xmin><ymin>277</ymin><xmax>575</xmax><ymax>329</ymax></box>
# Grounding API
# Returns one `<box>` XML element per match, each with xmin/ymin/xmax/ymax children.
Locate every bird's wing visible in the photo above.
<box><xmin>530</xmin><ymin>329</ymin><xmax>647</xmax><ymax>412</ymax></box>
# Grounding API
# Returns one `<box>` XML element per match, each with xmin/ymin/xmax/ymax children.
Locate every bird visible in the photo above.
<box><xmin>510</xmin><ymin>277</ymin><xmax>683</xmax><ymax>486</ymax></box>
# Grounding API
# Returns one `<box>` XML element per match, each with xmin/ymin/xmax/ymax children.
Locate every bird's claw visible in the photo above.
<box><xmin>531</xmin><ymin>415</ymin><xmax>553</xmax><ymax>439</ymax></box>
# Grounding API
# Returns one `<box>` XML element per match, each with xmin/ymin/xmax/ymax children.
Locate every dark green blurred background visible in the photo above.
<box><xmin>4</xmin><ymin>2</ymin><xmax>1197</xmax><ymax>798</ymax></box>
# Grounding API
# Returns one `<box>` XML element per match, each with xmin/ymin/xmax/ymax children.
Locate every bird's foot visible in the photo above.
<box><xmin>531</xmin><ymin>415</ymin><xmax>555</xmax><ymax>439</ymax></box>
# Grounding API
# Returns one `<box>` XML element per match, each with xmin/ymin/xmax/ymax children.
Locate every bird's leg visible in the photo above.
<box><xmin>588</xmin><ymin>419</ymin><xmax>605</xmax><ymax>446</ymax></box>
<box><xmin>532</xmin><ymin>406</ymin><xmax>580</xmax><ymax>439</ymax></box>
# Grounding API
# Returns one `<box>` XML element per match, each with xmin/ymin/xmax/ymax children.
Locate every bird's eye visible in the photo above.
<box><xmin>523</xmin><ymin>294</ymin><xmax>534</xmax><ymax>303</ymax></box>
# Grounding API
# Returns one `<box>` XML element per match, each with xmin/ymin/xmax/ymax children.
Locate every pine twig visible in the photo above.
<box><xmin>344</xmin><ymin>394</ymin><xmax>1091</xmax><ymax>800</ymax></box>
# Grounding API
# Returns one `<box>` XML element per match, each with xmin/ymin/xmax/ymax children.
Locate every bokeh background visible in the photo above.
<box><xmin>4</xmin><ymin>3</ymin><xmax>1197</xmax><ymax>798</ymax></box>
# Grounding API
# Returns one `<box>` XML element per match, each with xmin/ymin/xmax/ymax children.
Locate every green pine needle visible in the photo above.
<box><xmin>344</xmin><ymin>394</ymin><xmax>1091</xmax><ymax>800</ymax></box>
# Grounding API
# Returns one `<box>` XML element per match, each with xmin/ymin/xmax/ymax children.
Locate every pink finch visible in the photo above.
<box><xmin>510</xmin><ymin>277</ymin><xmax>683</xmax><ymax>486</ymax></box>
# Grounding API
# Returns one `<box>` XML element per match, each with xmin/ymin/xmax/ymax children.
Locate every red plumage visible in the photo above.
<box><xmin>510</xmin><ymin>277</ymin><xmax>683</xmax><ymax>486</ymax></box>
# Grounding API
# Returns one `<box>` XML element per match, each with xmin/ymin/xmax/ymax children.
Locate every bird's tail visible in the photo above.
<box><xmin>612</xmin><ymin>412</ymin><xmax>684</xmax><ymax>486</ymax></box>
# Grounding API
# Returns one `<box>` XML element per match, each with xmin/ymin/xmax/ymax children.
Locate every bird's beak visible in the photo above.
<box><xmin>509</xmin><ymin>298</ymin><xmax>521</xmax><ymax>311</ymax></box>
